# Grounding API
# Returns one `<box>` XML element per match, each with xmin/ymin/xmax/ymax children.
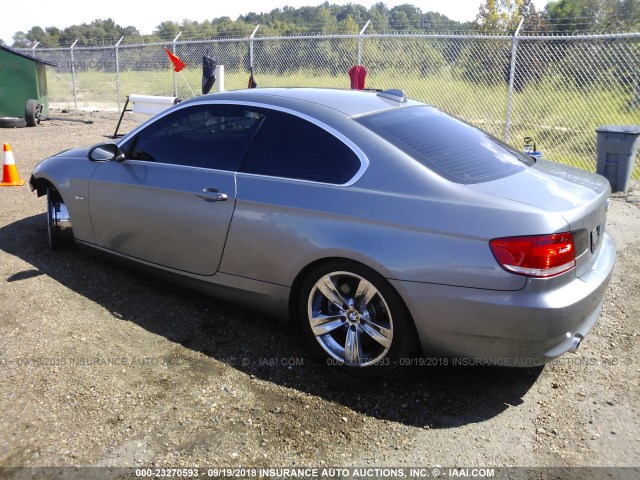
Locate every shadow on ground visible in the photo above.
<box><xmin>1</xmin><ymin>214</ymin><xmax>542</xmax><ymax>429</ymax></box>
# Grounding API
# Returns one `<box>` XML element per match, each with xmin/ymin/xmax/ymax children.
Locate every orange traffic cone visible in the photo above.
<box><xmin>0</xmin><ymin>143</ymin><xmax>27</xmax><ymax>186</ymax></box>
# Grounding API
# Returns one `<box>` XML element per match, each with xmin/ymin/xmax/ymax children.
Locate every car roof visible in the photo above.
<box><xmin>182</xmin><ymin>88</ymin><xmax>424</xmax><ymax>117</ymax></box>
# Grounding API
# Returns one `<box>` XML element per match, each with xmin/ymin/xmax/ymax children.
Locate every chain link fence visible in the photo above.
<box><xmin>26</xmin><ymin>31</ymin><xmax>640</xmax><ymax>177</ymax></box>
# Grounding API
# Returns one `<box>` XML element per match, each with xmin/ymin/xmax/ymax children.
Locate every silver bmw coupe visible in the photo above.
<box><xmin>30</xmin><ymin>88</ymin><xmax>616</xmax><ymax>375</ymax></box>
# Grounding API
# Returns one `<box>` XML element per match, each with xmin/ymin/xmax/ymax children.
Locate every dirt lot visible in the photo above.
<box><xmin>0</xmin><ymin>111</ymin><xmax>639</xmax><ymax>476</ymax></box>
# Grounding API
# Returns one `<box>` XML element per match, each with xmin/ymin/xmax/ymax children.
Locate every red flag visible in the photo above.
<box><xmin>165</xmin><ymin>47</ymin><xmax>186</xmax><ymax>72</ymax></box>
<box><xmin>349</xmin><ymin>65</ymin><xmax>367</xmax><ymax>90</ymax></box>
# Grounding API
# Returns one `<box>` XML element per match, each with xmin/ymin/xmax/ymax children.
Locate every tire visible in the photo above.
<box><xmin>47</xmin><ymin>188</ymin><xmax>74</xmax><ymax>250</ymax></box>
<box><xmin>299</xmin><ymin>260</ymin><xmax>418</xmax><ymax>377</ymax></box>
<box><xmin>0</xmin><ymin>117</ymin><xmax>26</xmax><ymax>128</ymax></box>
<box><xmin>25</xmin><ymin>99</ymin><xmax>41</xmax><ymax>127</ymax></box>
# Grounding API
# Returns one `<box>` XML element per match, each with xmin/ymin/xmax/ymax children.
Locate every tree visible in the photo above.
<box><xmin>511</xmin><ymin>4</ymin><xmax>550</xmax><ymax>90</ymax></box>
<box><xmin>475</xmin><ymin>0</ymin><xmax>531</xmax><ymax>31</ymax></box>
<box><xmin>369</xmin><ymin>3</ymin><xmax>390</xmax><ymax>31</ymax></box>
<box><xmin>544</xmin><ymin>0</ymin><xmax>640</xmax><ymax>32</ymax></box>
<box><xmin>545</xmin><ymin>0</ymin><xmax>601</xmax><ymax>31</ymax></box>
<box><xmin>339</xmin><ymin>15</ymin><xmax>360</xmax><ymax>33</ymax></box>
<box><xmin>391</xmin><ymin>10</ymin><xmax>410</xmax><ymax>30</ymax></box>
<box><xmin>317</xmin><ymin>7</ymin><xmax>339</xmax><ymax>33</ymax></box>
<box><xmin>521</xmin><ymin>3</ymin><xmax>547</xmax><ymax>31</ymax></box>
<box><xmin>12</xmin><ymin>31</ymin><xmax>29</xmax><ymax>48</ymax></box>
<box><xmin>44</xmin><ymin>27</ymin><xmax>63</xmax><ymax>46</ymax></box>
<box><xmin>122</xmin><ymin>26</ymin><xmax>141</xmax><ymax>39</ymax></box>
<box><xmin>9</xmin><ymin>18</ymin><xmax>139</xmax><ymax>47</ymax></box>
<box><xmin>9</xmin><ymin>4</ymin><xmax>471</xmax><ymax>46</ymax></box>
<box><xmin>155</xmin><ymin>21</ymin><xmax>180</xmax><ymax>40</ymax></box>
<box><xmin>395</xmin><ymin>4</ymin><xmax>424</xmax><ymax>25</ymax></box>
<box><xmin>462</xmin><ymin>1</ymin><xmax>545</xmax><ymax>90</ymax></box>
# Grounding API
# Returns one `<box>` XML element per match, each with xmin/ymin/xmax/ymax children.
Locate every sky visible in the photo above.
<box><xmin>3</xmin><ymin>0</ymin><xmax>551</xmax><ymax>45</ymax></box>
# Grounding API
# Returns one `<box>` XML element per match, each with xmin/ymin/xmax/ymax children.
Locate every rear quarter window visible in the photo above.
<box><xmin>356</xmin><ymin>106</ymin><xmax>534</xmax><ymax>184</ymax></box>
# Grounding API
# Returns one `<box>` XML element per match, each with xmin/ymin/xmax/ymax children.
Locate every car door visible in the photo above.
<box><xmin>88</xmin><ymin>103</ymin><xmax>264</xmax><ymax>276</ymax></box>
<box><xmin>220</xmin><ymin>109</ymin><xmax>366</xmax><ymax>285</ymax></box>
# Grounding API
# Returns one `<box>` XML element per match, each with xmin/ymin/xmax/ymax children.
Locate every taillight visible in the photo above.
<box><xmin>490</xmin><ymin>232</ymin><xmax>576</xmax><ymax>278</ymax></box>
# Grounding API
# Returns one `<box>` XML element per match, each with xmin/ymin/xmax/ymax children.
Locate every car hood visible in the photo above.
<box><xmin>53</xmin><ymin>147</ymin><xmax>91</xmax><ymax>158</ymax></box>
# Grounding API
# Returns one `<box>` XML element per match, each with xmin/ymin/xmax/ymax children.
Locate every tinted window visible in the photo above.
<box><xmin>357</xmin><ymin>106</ymin><xmax>534</xmax><ymax>184</ymax></box>
<box><xmin>126</xmin><ymin>104</ymin><xmax>264</xmax><ymax>171</ymax></box>
<box><xmin>240</xmin><ymin>111</ymin><xmax>361</xmax><ymax>184</ymax></box>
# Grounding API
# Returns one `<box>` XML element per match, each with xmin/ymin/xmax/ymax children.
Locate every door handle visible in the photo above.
<box><xmin>195</xmin><ymin>187</ymin><xmax>228</xmax><ymax>202</ymax></box>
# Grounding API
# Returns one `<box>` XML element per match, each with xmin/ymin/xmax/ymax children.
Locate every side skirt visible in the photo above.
<box><xmin>76</xmin><ymin>241</ymin><xmax>291</xmax><ymax>323</ymax></box>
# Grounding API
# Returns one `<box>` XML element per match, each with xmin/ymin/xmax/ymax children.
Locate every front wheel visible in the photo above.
<box><xmin>299</xmin><ymin>261</ymin><xmax>417</xmax><ymax>377</ymax></box>
<box><xmin>47</xmin><ymin>188</ymin><xmax>74</xmax><ymax>249</ymax></box>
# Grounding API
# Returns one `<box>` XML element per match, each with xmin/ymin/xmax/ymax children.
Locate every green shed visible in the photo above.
<box><xmin>0</xmin><ymin>45</ymin><xmax>56</xmax><ymax>125</ymax></box>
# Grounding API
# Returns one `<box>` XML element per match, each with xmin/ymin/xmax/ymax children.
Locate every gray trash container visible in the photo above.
<box><xmin>595</xmin><ymin>125</ymin><xmax>640</xmax><ymax>193</ymax></box>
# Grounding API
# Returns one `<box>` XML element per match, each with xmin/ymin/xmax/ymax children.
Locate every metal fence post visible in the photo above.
<box><xmin>358</xmin><ymin>20</ymin><xmax>371</xmax><ymax>66</ymax></box>
<box><xmin>249</xmin><ymin>25</ymin><xmax>260</xmax><ymax>70</ymax></box>
<box><xmin>172</xmin><ymin>31</ymin><xmax>183</xmax><ymax>97</ymax></box>
<box><xmin>503</xmin><ymin>18</ymin><xmax>524</xmax><ymax>143</ymax></box>
<box><xmin>31</xmin><ymin>41</ymin><xmax>39</xmax><ymax>56</ymax></box>
<box><xmin>115</xmin><ymin>37</ymin><xmax>124</xmax><ymax>111</ymax></box>
<box><xmin>69</xmin><ymin>39</ymin><xmax>79</xmax><ymax>111</ymax></box>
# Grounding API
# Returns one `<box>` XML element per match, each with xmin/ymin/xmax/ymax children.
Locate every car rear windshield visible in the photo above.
<box><xmin>356</xmin><ymin>106</ymin><xmax>535</xmax><ymax>184</ymax></box>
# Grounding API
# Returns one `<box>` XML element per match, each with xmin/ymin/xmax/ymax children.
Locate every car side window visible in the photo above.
<box><xmin>125</xmin><ymin>104</ymin><xmax>264</xmax><ymax>171</ymax></box>
<box><xmin>239</xmin><ymin>110</ymin><xmax>361</xmax><ymax>184</ymax></box>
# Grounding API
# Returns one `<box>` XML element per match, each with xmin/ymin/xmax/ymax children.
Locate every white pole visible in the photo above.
<box><xmin>249</xmin><ymin>25</ymin><xmax>260</xmax><ymax>69</ymax></box>
<box><xmin>115</xmin><ymin>36</ymin><xmax>124</xmax><ymax>111</ymax></box>
<box><xmin>215</xmin><ymin>65</ymin><xmax>225</xmax><ymax>92</ymax></box>
<box><xmin>358</xmin><ymin>20</ymin><xmax>370</xmax><ymax>66</ymax></box>
<box><xmin>172</xmin><ymin>31</ymin><xmax>183</xmax><ymax>97</ymax></box>
<box><xmin>70</xmin><ymin>39</ymin><xmax>79</xmax><ymax>111</ymax></box>
<box><xmin>504</xmin><ymin>17</ymin><xmax>524</xmax><ymax>143</ymax></box>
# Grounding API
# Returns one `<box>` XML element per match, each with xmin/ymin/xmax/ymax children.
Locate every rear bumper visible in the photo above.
<box><xmin>391</xmin><ymin>233</ymin><xmax>616</xmax><ymax>365</ymax></box>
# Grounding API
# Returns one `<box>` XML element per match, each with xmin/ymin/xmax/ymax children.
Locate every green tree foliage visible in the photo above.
<box><xmin>154</xmin><ymin>21</ymin><xmax>181</xmax><ymax>40</ymax></box>
<box><xmin>462</xmin><ymin>0</ymin><xmax>639</xmax><ymax>93</ymax></box>
<box><xmin>455</xmin><ymin>1</ymin><xmax>525</xmax><ymax>90</ymax></box>
<box><xmin>11</xmin><ymin>3</ymin><xmax>472</xmax><ymax>47</ymax></box>
<box><xmin>11</xmin><ymin>1</ymin><xmax>640</xmax><ymax>48</ymax></box>
<box><xmin>465</xmin><ymin>1</ymin><xmax>550</xmax><ymax>91</ymax></box>
<box><xmin>12</xmin><ymin>31</ymin><xmax>29</xmax><ymax>48</ymax></box>
<box><xmin>542</xmin><ymin>0</ymin><xmax>639</xmax><ymax>101</ymax></box>
<box><xmin>475</xmin><ymin>0</ymin><xmax>533</xmax><ymax>31</ymax></box>
<box><xmin>546</xmin><ymin>0</ymin><xmax>639</xmax><ymax>32</ymax></box>
<box><xmin>369</xmin><ymin>3</ymin><xmax>391</xmax><ymax>31</ymax></box>
<box><xmin>12</xmin><ymin>18</ymin><xmax>140</xmax><ymax>47</ymax></box>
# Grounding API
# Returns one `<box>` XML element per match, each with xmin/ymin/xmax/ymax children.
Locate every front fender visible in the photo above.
<box><xmin>30</xmin><ymin>153</ymin><xmax>99</xmax><ymax>244</ymax></box>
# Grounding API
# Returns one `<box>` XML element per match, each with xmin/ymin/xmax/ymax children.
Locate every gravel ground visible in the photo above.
<box><xmin>0</xmin><ymin>111</ymin><xmax>639</xmax><ymax>475</ymax></box>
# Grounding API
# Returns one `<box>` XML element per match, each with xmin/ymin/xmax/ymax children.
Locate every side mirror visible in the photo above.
<box><xmin>88</xmin><ymin>143</ymin><xmax>125</xmax><ymax>162</ymax></box>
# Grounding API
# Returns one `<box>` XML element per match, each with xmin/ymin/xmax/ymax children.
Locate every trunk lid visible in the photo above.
<box><xmin>467</xmin><ymin>159</ymin><xmax>610</xmax><ymax>277</ymax></box>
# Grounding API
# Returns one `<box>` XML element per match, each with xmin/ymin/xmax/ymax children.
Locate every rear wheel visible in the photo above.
<box><xmin>47</xmin><ymin>188</ymin><xmax>74</xmax><ymax>249</ymax></box>
<box><xmin>299</xmin><ymin>261</ymin><xmax>417</xmax><ymax>377</ymax></box>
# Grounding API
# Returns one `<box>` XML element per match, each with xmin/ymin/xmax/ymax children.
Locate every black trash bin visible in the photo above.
<box><xmin>595</xmin><ymin>125</ymin><xmax>640</xmax><ymax>193</ymax></box>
